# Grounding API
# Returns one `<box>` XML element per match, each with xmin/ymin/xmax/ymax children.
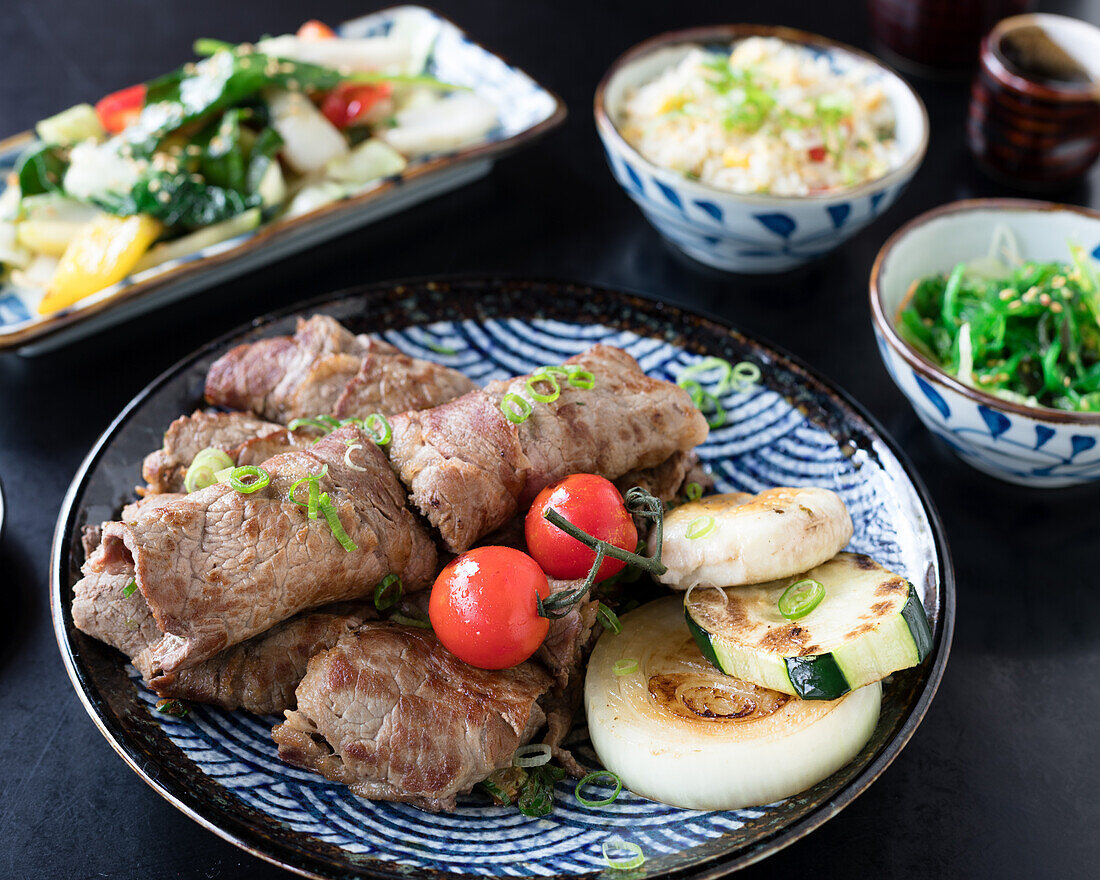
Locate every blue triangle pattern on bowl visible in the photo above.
<box><xmin>655</xmin><ymin>181</ymin><xmax>683</xmax><ymax>210</ymax></box>
<box><xmin>694</xmin><ymin>200</ymin><xmax>723</xmax><ymax>222</ymax></box>
<box><xmin>753</xmin><ymin>213</ymin><xmax>797</xmax><ymax>238</ymax></box>
<box><xmin>978</xmin><ymin>405</ymin><xmax>1011</xmax><ymax>438</ymax></box>
<box><xmin>826</xmin><ymin>204</ymin><xmax>851</xmax><ymax>229</ymax></box>
<box><xmin>913</xmin><ymin>373</ymin><xmax>950</xmax><ymax>419</ymax></box>
<box><xmin>1071</xmin><ymin>435</ymin><xmax>1097</xmax><ymax>458</ymax></box>
<box><xmin>1034</xmin><ymin>425</ymin><xmax>1055</xmax><ymax>450</ymax></box>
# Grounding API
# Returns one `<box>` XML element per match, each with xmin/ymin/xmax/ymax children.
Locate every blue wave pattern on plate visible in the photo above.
<box><xmin>0</xmin><ymin>5</ymin><xmax>559</xmax><ymax>332</ymax></box>
<box><xmin>132</xmin><ymin>318</ymin><xmax>923</xmax><ymax>875</ymax></box>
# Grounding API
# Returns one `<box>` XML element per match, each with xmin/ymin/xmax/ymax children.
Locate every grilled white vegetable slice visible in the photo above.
<box><xmin>36</xmin><ymin>103</ymin><xmax>104</xmax><ymax>145</ymax></box>
<box><xmin>685</xmin><ymin>552</ymin><xmax>933</xmax><ymax>700</ymax></box>
<box><xmin>658</xmin><ymin>488</ymin><xmax>853</xmax><ymax>589</ymax></box>
<box><xmin>585</xmin><ymin>595</ymin><xmax>881</xmax><ymax>811</ymax></box>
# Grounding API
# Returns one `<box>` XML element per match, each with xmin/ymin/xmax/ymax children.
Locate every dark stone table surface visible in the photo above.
<box><xmin>0</xmin><ymin>1</ymin><xmax>1096</xmax><ymax>877</ymax></box>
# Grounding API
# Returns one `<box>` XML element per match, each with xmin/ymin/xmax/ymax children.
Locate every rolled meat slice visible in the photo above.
<box><xmin>273</xmin><ymin>624</ymin><xmax>553</xmax><ymax>812</ymax></box>
<box><xmin>91</xmin><ymin>426</ymin><xmax>436</xmax><ymax>679</ymax></box>
<box><xmin>141</xmin><ymin>410</ymin><xmax>299</xmax><ymax>495</ymax></box>
<box><xmin>73</xmin><ymin>538</ymin><xmax>376</xmax><ymax>714</ymax></box>
<box><xmin>204</xmin><ymin>314</ymin><xmax>477</xmax><ymax>422</ymax></box>
<box><xmin>389</xmin><ymin>344</ymin><xmax>710</xmax><ymax>553</ymax></box>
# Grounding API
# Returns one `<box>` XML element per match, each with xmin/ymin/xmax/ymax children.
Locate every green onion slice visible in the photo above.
<box><xmin>731</xmin><ymin>361</ymin><xmax>761</xmax><ymax>390</ymax></box>
<box><xmin>288</xmin><ymin>417</ymin><xmax>337</xmax><ymax>435</ymax></box>
<box><xmin>778</xmin><ymin>578</ymin><xmax>825</xmax><ymax>619</ymax></box>
<box><xmin>596</xmin><ymin>602</ymin><xmax>622</xmax><ymax>634</ymax></box>
<box><xmin>288</xmin><ymin>464</ymin><xmax>329</xmax><ymax>516</ymax></box>
<box><xmin>374</xmin><ymin>574</ymin><xmax>402</xmax><ymax>611</ymax></box>
<box><xmin>526</xmin><ymin>372</ymin><xmax>561</xmax><ymax>403</ymax></box>
<box><xmin>512</xmin><ymin>743</ymin><xmax>553</xmax><ymax>768</ymax></box>
<box><xmin>602</xmin><ymin>837</ymin><xmax>645</xmax><ymax>871</ymax></box>
<box><xmin>229</xmin><ymin>466</ymin><xmax>270</xmax><ymax>494</ymax></box>
<box><xmin>122</xmin><ymin>578</ymin><xmax>138</xmax><ymax>598</ymax></box>
<box><xmin>183</xmin><ymin>448</ymin><xmax>235</xmax><ymax>493</ymax></box>
<box><xmin>500</xmin><ymin>393</ymin><xmax>532</xmax><ymax>424</ymax></box>
<box><xmin>389</xmin><ymin>611</ymin><xmax>432</xmax><ymax>629</ymax></box>
<box><xmin>535</xmin><ymin>365</ymin><xmax>570</xmax><ymax>378</ymax></box>
<box><xmin>612</xmin><ymin>658</ymin><xmax>638</xmax><ymax>676</ymax></box>
<box><xmin>318</xmin><ymin>492</ymin><xmax>357</xmax><ymax>552</ymax></box>
<box><xmin>567</xmin><ymin>368</ymin><xmax>595</xmax><ymax>390</ymax></box>
<box><xmin>685</xmin><ymin>481</ymin><xmax>703</xmax><ymax>501</ymax></box>
<box><xmin>343</xmin><ymin>443</ymin><xmax>368</xmax><ymax>472</ymax></box>
<box><xmin>575</xmin><ymin>771</ymin><xmax>623</xmax><ymax>808</ymax></box>
<box><xmin>685</xmin><ymin>515</ymin><xmax>716</xmax><ymax>540</ymax></box>
<box><xmin>426</xmin><ymin>341</ymin><xmax>458</xmax><ymax>355</ymax></box>
<box><xmin>363</xmin><ymin>413</ymin><xmax>392</xmax><ymax>446</ymax></box>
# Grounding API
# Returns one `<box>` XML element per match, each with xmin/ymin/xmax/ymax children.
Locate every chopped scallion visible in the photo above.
<box><xmin>374</xmin><ymin>574</ymin><xmax>402</xmax><ymax>611</ymax></box>
<box><xmin>363</xmin><ymin>413</ymin><xmax>392</xmax><ymax>446</ymax></box>
<box><xmin>778</xmin><ymin>578</ymin><xmax>826</xmax><ymax>620</ymax></box>
<box><xmin>122</xmin><ymin>578</ymin><xmax>138</xmax><ymax>598</ymax></box>
<box><xmin>512</xmin><ymin>743</ymin><xmax>553</xmax><ymax>768</ymax></box>
<box><xmin>229</xmin><ymin>465</ymin><xmax>270</xmax><ymax>494</ymax></box>
<box><xmin>183</xmin><ymin>447</ymin><xmax>235</xmax><ymax>493</ymax></box>
<box><xmin>612</xmin><ymin>658</ymin><xmax>638</xmax><ymax>676</ymax></box>
<box><xmin>500</xmin><ymin>392</ymin><xmax>532</xmax><ymax>424</ymax></box>
<box><xmin>602</xmin><ymin>837</ymin><xmax>645</xmax><ymax>871</ymax></box>
<box><xmin>685</xmin><ymin>481</ymin><xmax>703</xmax><ymax>501</ymax></box>
<box><xmin>575</xmin><ymin>771</ymin><xmax>623</xmax><ymax>807</ymax></box>
<box><xmin>526</xmin><ymin>372</ymin><xmax>561</xmax><ymax>403</ymax></box>
<box><xmin>596</xmin><ymin>602</ymin><xmax>622</xmax><ymax>634</ymax></box>
<box><xmin>685</xmin><ymin>515</ymin><xmax>716</xmax><ymax>540</ymax></box>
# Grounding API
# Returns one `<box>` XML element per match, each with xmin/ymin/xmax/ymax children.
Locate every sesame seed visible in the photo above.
<box><xmin>157</xmin><ymin>190</ymin><xmax>171</xmax><ymax>203</ymax></box>
<box><xmin>1052</xmin><ymin>275</ymin><xmax>1066</xmax><ymax>288</ymax></box>
<box><xmin>183</xmin><ymin>63</ymin><xmax>196</xmax><ymax>75</ymax></box>
<box><xmin>1051</xmin><ymin>302</ymin><xmax>1064</xmax><ymax>313</ymax></box>
<box><xmin>999</xmin><ymin>288</ymin><xmax>1015</xmax><ymax>300</ymax></box>
<box><xmin>1064</xmin><ymin>375</ymin><xmax>1072</xmax><ymax>387</ymax></box>
<box><xmin>1039</xmin><ymin>293</ymin><xmax>1051</xmax><ymax>306</ymax></box>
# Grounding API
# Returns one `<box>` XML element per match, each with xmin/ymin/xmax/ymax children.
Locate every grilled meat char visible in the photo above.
<box><xmin>389</xmin><ymin>344</ymin><xmax>710</xmax><ymax>554</ymax></box>
<box><xmin>273</xmin><ymin>624</ymin><xmax>554</xmax><ymax>812</ymax></box>
<box><xmin>204</xmin><ymin>314</ymin><xmax>476</xmax><ymax>423</ymax></box>
<box><xmin>82</xmin><ymin>426</ymin><xmax>437</xmax><ymax>681</ymax></box>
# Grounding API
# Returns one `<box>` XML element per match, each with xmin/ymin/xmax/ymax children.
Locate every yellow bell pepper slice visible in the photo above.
<box><xmin>38</xmin><ymin>214</ymin><xmax>163</xmax><ymax>315</ymax></box>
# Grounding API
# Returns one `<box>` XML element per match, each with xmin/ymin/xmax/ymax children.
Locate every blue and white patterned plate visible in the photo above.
<box><xmin>0</xmin><ymin>6</ymin><xmax>565</xmax><ymax>353</ymax></box>
<box><xmin>52</xmin><ymin>280</ymin><xmax>954</xmax><ymax>878</ymax></box>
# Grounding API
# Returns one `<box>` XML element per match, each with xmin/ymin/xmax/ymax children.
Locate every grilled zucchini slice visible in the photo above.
<box><xmin>685</xmin><ymin>552</ymin><xmax>933</xmax><ymax>700</ymax></box>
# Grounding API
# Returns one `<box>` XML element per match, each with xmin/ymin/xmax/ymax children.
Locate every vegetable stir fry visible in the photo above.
<box><xmin>0</xmin><ymin>18</ymin><xmax>498</xmax><ymax>315</ymax></box>
<box><xmin>897</xmin><ymin>229</ymin><xmax>1100</xmax><ymax>413</ymax></box>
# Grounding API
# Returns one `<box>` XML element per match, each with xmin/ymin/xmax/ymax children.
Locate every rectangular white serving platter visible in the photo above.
<box><xmin>0</xmin><ymin>5</ymin><xmax>566</xmax><ymax>354</ymax></box>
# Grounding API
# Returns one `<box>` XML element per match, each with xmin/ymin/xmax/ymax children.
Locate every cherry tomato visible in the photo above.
<box><xmin>525</xmin><ymin>474</ymin><xmax>638</xmax><ymax>582</ymax></box>
<box><xmin>297</xmin><ymin>19</ymin><xmax>337</xmax><ymax>40</ymax></box>
<box><xmin>429</xmin><ymin>546</ymin><xmax>550</xmax><ymax>670</ymax></box>
<box><xmin>95</xmin><ymin>84</ymin><xmax>146</xmax><ymax>134</ymax></box>
<box><xmin>807</xmin><ymin>146</ymin><xmax>827</xmax><ymax>162</ymax></box>
<box><xmin>321</xmin><ymin>83</ymin><xmax>394</xmax><ymax>129</ymax></box>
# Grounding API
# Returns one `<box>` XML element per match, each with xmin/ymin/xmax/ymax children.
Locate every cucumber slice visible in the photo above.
<box><xmin>36</xmin><ymin>104</ymin><xmax>105</xmax><ymax>145</ymax></box>
<box><xmin>586</xmin><ymin>595</ymin><xmax>882</xmax><ymax>811</ymax></box>
<box><xmin>685</xmin><ymin>552</ymin><xmax>933</xmax><ymax>700</ymax></box>
<box><xmin>132</xmin><ymin>208</ymin><xmax>261</xmax><ymax>274</ymax></box>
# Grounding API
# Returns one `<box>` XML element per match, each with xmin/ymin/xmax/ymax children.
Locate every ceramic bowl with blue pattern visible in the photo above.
<box><xmin>53</xmin><ymin>279</ymin><xmax>953</xmax><ymax>879</ymax></box>
<box><xmin>594</xmin><ymin>25</ymin><xmax>928</xmax><ymax>274</ymax></box>
<box><xmin>870</xmin><ymin>199</ymin><xmax>1100</xmax><ymax>487</ymax></box>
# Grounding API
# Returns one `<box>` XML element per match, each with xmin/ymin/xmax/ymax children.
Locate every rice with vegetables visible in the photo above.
<box><xmin>618</xmin><ymin>37</ymin><xmax>900</xmax><ymax>196</ymax></box>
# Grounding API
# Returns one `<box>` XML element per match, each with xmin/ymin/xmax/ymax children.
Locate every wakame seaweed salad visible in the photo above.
<box><xmin>896</xmin><ymin>230</ymin><xmax>1100</xmax><ymax>413</ymax></box>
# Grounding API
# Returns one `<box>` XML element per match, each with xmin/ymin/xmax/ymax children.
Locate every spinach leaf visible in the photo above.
<box><xmin>94</xmin><ymin>171</ymin><xmax>260</xmax><ymax>229</ymax></box>
<box><xmin>16</xmin><ymin>143</ymin><xmax>68</xmax><ymax>197</ymax></box>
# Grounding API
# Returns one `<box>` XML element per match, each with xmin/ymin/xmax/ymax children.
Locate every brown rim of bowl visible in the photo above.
<box><xmin>869</xmin><ymin>196</ymin><xmax>1100</xmax><ymax>425</ymax></box>
<box><xmin>593</xmin><ymin>23</ymin><xmax>930</xmax><ymax>205</ymax></box>
<box><xmin>984</xmin><ymin>13</ymin><xmax>1100</xmax><ymax>102</ymax></box>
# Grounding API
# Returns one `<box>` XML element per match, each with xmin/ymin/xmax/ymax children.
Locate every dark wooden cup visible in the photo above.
<box><xmin>867</xmin><ymin>0</ymin><xmax>1033</xmax><ymax>74</ymax></box>
<box><xmin>968</xmin><ymin>13</ymin><xmax>1100</xmax><ymax>190</ymax></box>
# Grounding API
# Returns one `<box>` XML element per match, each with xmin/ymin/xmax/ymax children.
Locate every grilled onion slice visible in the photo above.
<box><xmin>585</xmin><ymin>596</ymin><xmax>881</xmax><ymax>811</ymax></box>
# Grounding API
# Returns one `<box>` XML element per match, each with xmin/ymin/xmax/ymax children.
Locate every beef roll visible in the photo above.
<box><xmin>388</xmin><ymin>344</ymin><xmax>710</xmax><ymax>553</ymax></box>
<box><xmin>204</xmin><ymin>314</ymin><xmax>476</xmax><ymax>423</ymax></box>
<box><xmin>79</xmin><ymin>426</ymin><xmax>437</xmax><ymax>681</ymax></box>
<box><xmin>273</xmin><ymin>624</ymin><xmax>554</xmax><ymax>812</ymax></box>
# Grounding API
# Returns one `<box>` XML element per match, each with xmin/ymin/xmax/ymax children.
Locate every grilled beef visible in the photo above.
<box><xmin>83</xmin><ymin>426</ymin><xmax>436</xmax><ymax>680</ymax></box>
<box><xmin>141</xmin><ymin>410</ymin><xmax>296</xmax><ymax>495</ymax></box>
<box><xmin>389</xmin><ymin>345</ymin><xmax>709</xmax><ymax>553</ymax></box>
<box><xmin>273</xmin><ymin>624</ymin><xmax>553</xmax><ymax>811</ymax></box>
<box><xmin>204</xmin><ymin>314</ymin><xmax>476</xmax><ymax>423</ymax></box>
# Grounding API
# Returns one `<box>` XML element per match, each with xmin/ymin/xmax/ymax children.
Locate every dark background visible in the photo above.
<box><xmin>1</xmin><ymin>1</ymin><xmax>1098</xmax><ymax>877</ymax></box>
